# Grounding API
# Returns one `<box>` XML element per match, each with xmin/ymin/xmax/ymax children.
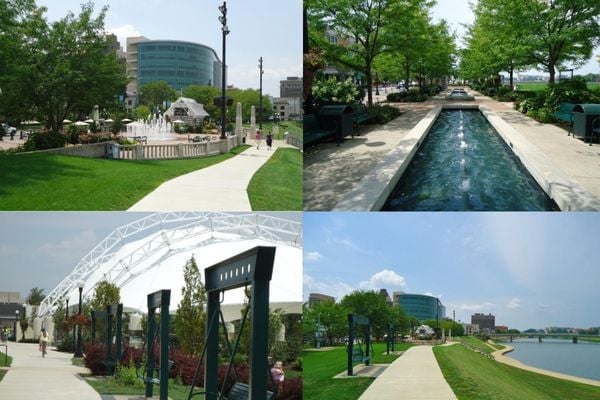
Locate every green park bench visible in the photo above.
<box><xmin>550</xmin><ymin>102</ymin><xmax>575</xmax><ymax>134</ymax></box>
<box><xmin>351</xmin><ymin>346</ymin><xmax>370</xmax><ymax>364</ymax></box>
<box><xmin>303</xmin><ymin>114</ymin><xmax>337</xmax><ymax>147</ymax></box>
<box><xmin>351</xmin><ymin>104</ymin><xmax>377</xmax><ymax>135</ymax></box>
<box><xmin>227</xmin><ymin>382</ymin><xmax>275</xmax><ymax>400</ymax></box>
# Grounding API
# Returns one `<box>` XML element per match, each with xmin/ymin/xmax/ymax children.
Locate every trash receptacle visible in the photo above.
<box><xmin>572</xmin><ymin>104</ymin><xmax>600</xmax><ymax>140</ymax></box>
<box><xmin>318</xmin><ymin>105</ymin><xmax>354</xmax><ymax>141</ymax></box>
<box><xmin>107</xmin><ymin>143</ymin><xmax>120</xmax><ymax>159</ymax></box>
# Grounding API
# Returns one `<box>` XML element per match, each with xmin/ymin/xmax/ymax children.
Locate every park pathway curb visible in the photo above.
<box><xmin>128</xmin><ymin>142</ymin><xmax>285</xmax><ymax>211</ymax></box>
<box><xmin>358</xmin><ymin>344</ymin><xmax>457</xmax><ymax>400</ymax></box>
<box><xmin>0</xmin><ymin>342</ymin><xmax>100</xmax><ymax>400</ymax></box>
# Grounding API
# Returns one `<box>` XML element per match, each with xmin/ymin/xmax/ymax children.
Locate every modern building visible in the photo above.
<box><xmin>471</xmin><ymin>313</ymin><xmax>495</xmax><ymax>333</ymax></box>
<box><xmin>278</xmin><ymin>77</ymin><xmax>303</xmax><ymax>118</ymax></box>
<box><xmin>308</xmin><ymin>293</ymin><xmax>335</xmax><ymax>308</ymax></box>
<box><xmin>394</xmin><ymin>292</ymin><xmax>446</xmax><ymax>321</ymax></box>
<box><xmin>0</xmin><ymin>292</ymin><xmax>24</xmax><ymax>331</ymax></box>
<box><xmin>126</xmin><ymin>36</ymin><xmax>223</xmax><ymax>108</ymax></box>
<box><xmin>280</xmin><ymin>76</ymin><xmax>303</xmax><ymax>98</ymax></box>
<box><xmin>379</xmin><ymin>289</ymin><xmax>392</xmax><ymax>306</ymax></box>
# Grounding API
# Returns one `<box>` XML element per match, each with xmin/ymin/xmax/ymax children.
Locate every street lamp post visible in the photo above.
<box><xmin>375</xmin><ymin>72</ymin><xmax>379</xmax><ymax>96</ymax></box>
<box><xmin>218</xmin><ymin>1</ymin><xmax>230</xmax><ymax>140</ymax></box>
<box><xmin>74</xmin><ymin>282</ymin><xmax>84</xmax><ymax>358</ymax></box>
<box><xmin>14</xmin><ymin>309</ymin><xmax>19</xmax><ymax>342</ymax></box>
<box><xmin>65</xmin><ymin>298</ymin><xmax>70</xmax><ymax>345</ymax></box>
<box><xmin>258</xmin><ymin>57</ymin><xmax>264</xmax><ymax>130</ymax></box>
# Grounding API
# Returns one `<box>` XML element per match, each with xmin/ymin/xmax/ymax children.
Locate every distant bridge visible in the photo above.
<box><xmin>490</xmin><ymin>333</ymin><xmax>600</xmax><ymax>344</ymax></box>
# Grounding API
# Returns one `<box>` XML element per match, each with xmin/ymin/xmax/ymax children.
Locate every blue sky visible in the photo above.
<box><xmin>0</xmin><ymin>212</ymin><xmax>301</xmax><ymax>302</ymax></box>
<box><xmin>304</xmin><ymin>213</ymin><xmax>600</xmax><ymax>331</ymax></box>
<box><xmin>35</xmin><ymin>0</ymin><xmax>302</xmax><ymax>97</ymax></box>
<box><xmin>431</xmin><ymin>0</ymin><xmax>599</xmax><ymax>76</ymax></box>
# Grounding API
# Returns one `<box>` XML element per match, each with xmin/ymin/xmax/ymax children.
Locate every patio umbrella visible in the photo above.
<box><xmin>105</xmin><ymin>118</ymin><xmax>114</xmax><ymax>123</ymax></box>
<box><xmin>63</xmin><ymin>119</ymin><xmax>73</xmax><ymax>124</ymax></box>
<box><xmin>22</xmin><ymin>120</ymin><xmax>40</xmax><ymax>125</ymax></box>
<box><xmin>173</xmin><ymin>120</ymin><xmax>185</xmax><ymax>123</ymax></box>
<box><xmin>74</xmin><ymin>121</ymin><xmax>89</xmax><ymax>126</ymax></box>
<box><xmin>121</xmin><ymin>118</ymin><xmax>132</xmax><ymax>123</ymax></box>
<box><xmin>84</xmin><ymin>119</ymin><xmax>94</xmax><ymax>123</ymax></box>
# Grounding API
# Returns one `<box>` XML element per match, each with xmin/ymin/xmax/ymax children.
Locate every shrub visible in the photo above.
<box><xmin>366</xmin><ymin>104</ymin><xmax>401</xmax><ymax>124</ymax></box>
<box><xmin>23</xmin><ymin>130</ymin><xmax>67</xmax><ymax>151</ymax></box>
<box><xmin>114</xmin><ymin>360</ymin><xmax>144</xmax><ymax>388</ymax></box>
<box><xmin>544</xmin><ymin>77</ymin><xmax>597</xmax><ymax>111</ymax></box>
<box><xmin>386</xmin><ymin>90</ymin><xmax>427</xmax><ymax>103</ymax></box>
<box><xmin>84</xmin><ymin>343</ymin><xmax>107</xmax><ymax>375</ymax></box>
<box><xmin>312</xmin><ymin>77</ymin><xmax>360</xmax><ymax>111</ymax></box>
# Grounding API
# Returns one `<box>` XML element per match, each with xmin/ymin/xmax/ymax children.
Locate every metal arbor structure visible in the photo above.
<box><xmin>143</xmin><ymin>289</ymin><xmax>171</xmax><ymax>400</ymax></box>
<box><xmin>105</xmin><ymin>303</ymin><xmax>123</xmax><ymax>375</ymax></box>
<box><xmin>38</xmin><ymin>212</ymin><xmax>302</xmax><ymax>318</ymax></box>
<box><xmin>347</xmin><ymin>314</ymin><xmax>371</xmax><ymax>377</ymax></box>
<box><xmin>188</xmin><ymin>246</ymin><xmax>275</xmax><ymax>400</ymax></box>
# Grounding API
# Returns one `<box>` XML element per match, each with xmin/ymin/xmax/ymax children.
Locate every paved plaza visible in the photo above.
<box><xmin>304</xmin><ymin>89</ymin><xmax>600</xmax><ymax>210</ymax></box>
<box><xmin>0</xmin><ymin>342</ymin><xmax>101</xmax><ymax>400</ymax></box>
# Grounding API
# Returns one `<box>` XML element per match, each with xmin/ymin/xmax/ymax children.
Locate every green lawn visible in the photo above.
<box><xmin>434</xmin><ymin>343</ymin><xmax>600</xmax><ymax>400</ymax></box>
<box><xmin>304</xmin><ymin>342</ymin><xmax>411</xmax><ymax>400</ymax></box>
<box><xmin>0</xmin><ymin>146</ymin><xmax>249</xmax><ymax>210</ymax></box>
<box><xmin>455</xmin><ymin>336</ymin><xmax>496</xmax><ymax>354</ymax></box>
<box><xmin>244</xmin><ymin>120</ymin><xmax>302</xmax><ymax>140</ymax></box>
<box><xmin>515</xmin><ymin>81</ymin><xmax>600</xmax><ymax>92</ymax></box>
<box><xmin>0</xmin><ymin>353</ymin><xmax>12</xmax><ymax>383</ymax></box>
<box><xmin>247</xmin><ymin>148</ymin><xmax>302</xmax><ymax>210</ymax></box>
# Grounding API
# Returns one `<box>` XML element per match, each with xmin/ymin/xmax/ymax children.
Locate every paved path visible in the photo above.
<box><xmin>357</xmin><ymin>345</ymin><xmax>457</xmax><ymax>400</ymax></box>
<box><xmin>0</xmin><ymin>342</ymin><xmax>100</xmax><ymax>400</ymax></box>
<box><xmin>129</xmin><ymin>141</ymin><xmax>290</xmax><ymax>211</ymax></box>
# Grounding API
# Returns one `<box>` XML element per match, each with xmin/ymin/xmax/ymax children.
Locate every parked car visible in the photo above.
<box><xmin>1</xmin><ymin>123</ymin><xmax>17</xmax><ymax>137</ymax></box>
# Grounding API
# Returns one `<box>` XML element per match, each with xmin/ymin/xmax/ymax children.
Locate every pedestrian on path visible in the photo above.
<box><xmin>266</xmin><ymin>132</ymin><xmax>273</xmax><ymax>151</ymax></box>
<box><xmin>255</xmin><ymin>130</ymin><xmax>262</xmax><ymax>149</ymax></box>
<box><xmin>270</xmin><ymin>360</ymin><xmax>285</xmax><ymax>393</ymax></box>
<box><xmin>39</xmin><ymin>328</ymin><xmax>49</xmax><ymax>357</ymax></box>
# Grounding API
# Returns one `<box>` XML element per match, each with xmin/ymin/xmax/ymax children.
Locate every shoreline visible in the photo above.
<box><xmin>491</xmin><ymin>345</ymin><xmax>600</xmax><ymax>387</ymax></box>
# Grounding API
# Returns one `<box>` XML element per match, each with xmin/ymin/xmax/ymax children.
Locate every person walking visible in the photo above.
<box><xmin>266</xmin><ymin>132</ymin><xmax>273</xmax><ymax>151</ymax></box>
<box><xmin>255</xmin><ymin>130</ymin><xmax>262</xmax><ymax>150</ymax></box>
<box><xmin>270</xmin><ymin>360</ymin><xmax>285</xmax><ymax>393</ymax></box>
<box><xmin>39</xmin><ymin>328</ymin><xmax>49</xmax><ymax>357</ymax></box>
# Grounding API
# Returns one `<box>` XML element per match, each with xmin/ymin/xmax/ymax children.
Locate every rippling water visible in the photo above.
<box><xmin>383</xmin><ymin>110</ymin><xmax>557</xmax><ymax>211</ymax></box>
<box><xmin>507</xmin><ymin>339</ymin><xmax>600</xmax><ymax>381</ymax></box>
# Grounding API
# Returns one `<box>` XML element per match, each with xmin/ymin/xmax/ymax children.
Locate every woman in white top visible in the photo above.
<box><xmin>39</xmin><ymin>328</ymin><xmax>49</xmax><ymax>357</ymax></box>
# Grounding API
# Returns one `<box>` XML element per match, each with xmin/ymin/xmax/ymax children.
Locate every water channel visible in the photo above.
<box><xmin>506</xmin><ymin>338</ymin><xmax>600</xmax><ymax>381</ymax></box>
<box><xmin>383</xmin><ymin>109</ymin><xmax>558</xmax><ymax>211</ymax></box>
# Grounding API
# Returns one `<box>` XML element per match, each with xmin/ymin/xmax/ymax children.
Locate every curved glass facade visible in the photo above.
<box><xmin>397</xmin><ymin>294</ymin><xmax>444</xmax><ymax>322</ymax></box>
<box><xmin>137</xmin><ymin>40</ymin><xmax>221</xmax><ymax>91</ymax></box>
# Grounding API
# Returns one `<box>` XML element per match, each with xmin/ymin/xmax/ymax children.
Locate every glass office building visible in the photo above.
<box><xmin>394</xmin><ymin>293</ymin><xmax>445</xmax><ymax>321</ymax></box>
<box><xmin>137</xmin><ymin>40</ymin><xmax>222</xmax><ymax>91</ymax></box>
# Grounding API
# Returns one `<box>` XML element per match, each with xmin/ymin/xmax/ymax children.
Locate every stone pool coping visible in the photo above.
<box><xmin>333</xmin><ymin>104</ymin><xmax>600</xmax><ymax>211</ymax></box>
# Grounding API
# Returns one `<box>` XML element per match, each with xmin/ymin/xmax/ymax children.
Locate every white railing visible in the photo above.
<box><xmin>109</xmin><ymin>136</ymin><xmax>240</xmax><ymax>160</ymax></box>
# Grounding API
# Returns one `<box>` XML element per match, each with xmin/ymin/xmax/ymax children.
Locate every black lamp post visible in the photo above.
<box><xmin>65</xmin><ymin>298</ymin><xmax>70</xmax><ymax>345</ymax></box>
<box><xmin>14</xmin><ymin>309</ymin><xmax>19</xmax><ymax>342</ymax></box>
<box><xmin>258</xmin><ymin>56</ymin><xmax>264</xmax><ymax>129</ymax></box>
<box><xmin>218</xmin><ymin>1</ymin><xmax>230</xmax><ymax>140</ymax></box>
<box><xmin>375</xmin><ymin>72</ymin><xmax>379</xmax><ymax>96</ymax></box>
<box><xmin>74</xmin><ymin>282</ymin><xmax>84</xmax><ymax>358</ymax></box>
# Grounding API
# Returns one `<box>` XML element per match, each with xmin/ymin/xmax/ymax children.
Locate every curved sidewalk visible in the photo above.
<box><xmin>128</xmin><ymin>142</ymin><xmax>282</xmax><ymax>211</ymax></box>
<box><xmin>0</xmin><ymin>342</ymin><xmax>100</xmax><ymax>400</ymax></box>
<box><xmin>358</xmin><ymin>345</ymin><xmax>457</xmax><ymax>400</ymax></box>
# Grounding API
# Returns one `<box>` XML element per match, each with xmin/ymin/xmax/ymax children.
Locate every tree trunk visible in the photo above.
<box><xmin>404</xmin><ymin>61</ymin><xmax>411</xmax><ymax>91</ymax></box>
<box><xmin>509</xmin><ymin>64</ymin><xmax>514</xmax><ymax>90</ymax></box>
<box><xmin>365</xmin><ymin>64</ymin><xmax>373</xmax><ymax>107</ymax></box>
<box><xmin>548</xmin><ymin>64</ymin><xmax>556</xmax><ymax>84</ymax></box>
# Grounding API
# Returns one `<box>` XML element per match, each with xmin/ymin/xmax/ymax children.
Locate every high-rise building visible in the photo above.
<box><xmin>308</xmin><ymin>293</ymin><xmax>335</xmax><ymax>308</ymax></box>
<box><xmin>125</xmin><ymin>36</ymin><xmax>223</xmax><ymax>108</ymax></box>
<box><xmin>394</xmin><ymin>293</ymin><xmax>445</xmax><ymax>321</ymax></box>
<box><xmin>379</xmin><ymin>289</ymin><xmax>392</xmax><ymax>306</ymax></box>
<box><xmin>471</xmin><ymin>313</ymin><xmax>495</xmax><ymax>333</ymax></box>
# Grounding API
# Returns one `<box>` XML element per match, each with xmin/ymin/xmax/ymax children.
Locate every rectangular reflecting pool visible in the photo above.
<box><xmin>383</xmin><ymin>110</ymin><xmax>558</xmax><ymax>211</ymax></box>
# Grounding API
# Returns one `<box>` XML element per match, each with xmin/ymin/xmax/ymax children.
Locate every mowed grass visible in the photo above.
<box><xmin>434</xmin><ymin>343</ymin><xmax>600</xmax><ymax>400</ymax></box>
<box><xmin>0</xmin><ymin>353</ymin><xmax>13</xmax><ymax>383</ymax></box>
<box><xmin>0</xmin><ymin>146</ymin><xmax>249</xmax><ymax>210</ymax></box>
<box><xmin>85</xmin><ymin>376</ymin><xmax>193</xmax><ymax>400</ymax></box>
<box><xmin>247</xmin><ymin>148</ymin><xmax>302</xmax><ymax>210</ymax></box>
<box><xmin>304</xmin><ymin>342</ymin><xmax>411</xmax><ymax>400</ymax></box>
<box><xmin>456</xmin><ymin>336</ymin><xmax>497</xmax><ymax>354</ymax></box>
<box><xmin>515</xmin><ymin>81</ymin><xmax>600</xmax><ymax>92</ymax></box>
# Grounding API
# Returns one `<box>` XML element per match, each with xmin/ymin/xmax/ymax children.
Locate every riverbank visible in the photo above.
<box><xmin>434</xmin><ymin>343</ymin><xmax>600</xmax><ymax>399</ymax></box>
<box><xmin>492</xmin><ymin>345</ymin><xmax>600</xmax><ymax>387</ymax></box>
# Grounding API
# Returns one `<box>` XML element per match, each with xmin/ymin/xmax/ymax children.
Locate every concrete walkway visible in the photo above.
<box><xmin>129</xmin><ymin>141</ymin><xmax>289</xmax><ymax>211</ymax></box>
<box><xmin>357</xmin><ymin>345</ymin><xmax>457</xmax><ymax>400</ymax></box>
<box><xmin>0</xmin><ymin>342</ymin><xmax>100</xmax><ymax>400</ymax></box>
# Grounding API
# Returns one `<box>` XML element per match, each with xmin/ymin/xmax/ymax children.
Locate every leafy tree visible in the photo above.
<box><xmin>304</xmin><ymin>299</ymin><xmax>347</xmax><ymax>346</ymax></box>
<box><xmin>173</xmin><ymin>255</ymin><xmax>206</xmax><ymax>356</ymax></box>
<box><xmin>182</xmin><ymin>85</ymin><xmax>220</xmax><ymax>117</ymax></box>
<box><xmin>138</xmin><ymin>81</ymin><xmax>177</xmax><ymax>111</ymax></box>
<box><xmin>340</xmin><ymin>290</ymin><xmax>393</xmax><ymax>340</ymax></box>
<box><xmin>26</xmin><ymin>287</ymin><xmax>45</xmax><ymax>305</ymax></box>
<box><xmin>422</xmin><ymin>318</ymin><xmax>464</xmax><ymax>337</ymax></box>
<box><xmin>89</xmin><ymin>280</ymin><xmax>121</xmax><ymax>312</ymax></box>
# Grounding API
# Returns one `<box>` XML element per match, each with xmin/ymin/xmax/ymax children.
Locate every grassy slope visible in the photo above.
<box><xmin>515</xmin><ymin>82</ymin><xmax>600</xmax><ymax>91</ymax></box>
<box><xmin>247</xmin><ymin>148</ymin><xmax>302</xmax><ymax>210</ymax></box>
<box><xmin>304</xmin><ymin>343</ymin><xmax>411</xmax><ymax>400</ymax></box>
<box><xmin>0</xmin><ymin>146</ymin><xmax>248</xmax><ymax>210</ymax></box>
<box><xmin>434</xmin><ymin>343</ymin><xmax>600</xmax><ymax>400</ymax></box>
<box><xmin>456</xmin><ymin>336</ymin><xmax>496</xmax><ymax>354</ymax></box>
<box><xmin>0</xmin><ymin>354</ymin><xmax>13</xmax><ymax>383</ymax></box>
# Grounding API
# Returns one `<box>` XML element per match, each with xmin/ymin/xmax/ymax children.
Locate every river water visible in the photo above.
<box><xmin>506</xmin><ymin>338</ymin><xmax>600</xmax><ymax>381</ymax></box>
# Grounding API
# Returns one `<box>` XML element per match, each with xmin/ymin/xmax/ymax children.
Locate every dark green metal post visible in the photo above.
<box><xmin>159</xmin><ymin>293</ymin><xmax>170</xmax><ymax>400</ymax></box>
<box><xmin>105</xmin><ymin>310</ymin><xmax>113</xmax><ymax>375</ymax></box>
<box><xmin>205</xmin><ymin>291</ymin><xmax>220</xmax><ymax>400</ymax></box>
<box><xmin>249</xmin><ymin>279</ymin><xmax>269</xmax><ymax>399</ymax></box>
<box><xmin>145</xmin><ymin>305</ymin><xmax>156</xmax><ymax>399</ymax></box>
<box><xmin>347</xmin><ymin>314</ymin><xmax>355</xmax><ymax>376</ymax></box>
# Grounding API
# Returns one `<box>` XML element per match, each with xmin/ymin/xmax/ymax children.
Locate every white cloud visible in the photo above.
<box><xmin>456</xmin><ymin>302</ymin><xmax>495</xmax><ymax>312</ymax></box>
<box><xmin>106</xmin><ymin>24</ymin><xmax>141</xmax><ymax>49</ymax></box>
<box><xmin>305</xmin><ymin>251</ymin><xmax>323</xmax><ymax>262</ymax></box>
<box><xmin>38</xmin><ymin>230</ymin><xmax>98</xmax><ymax>263</ymax></box>
<box><xmin>303</xmin><ymin>274</ymin><xmax>355</xmax><ymax>301</ymax></box>
<box><xmin>359</xmin><ymin>269</ymin><xmax>406</xmax><ymax>291</ymax></box>
<box><xmin>507</xmin><ymin>298</ymin><xmax>522</xmax><ymax>309</ymax></box>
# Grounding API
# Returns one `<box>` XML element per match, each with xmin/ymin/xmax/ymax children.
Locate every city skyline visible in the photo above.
<box><xmin>304</xmin><ymin>212</ymin><xmax>600</xmax><ymax>331</ymax></box>
<box><xmin>36</xmin><ymin>0</ymin><xmax>302</xmax><ymax>97</ymax></box>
